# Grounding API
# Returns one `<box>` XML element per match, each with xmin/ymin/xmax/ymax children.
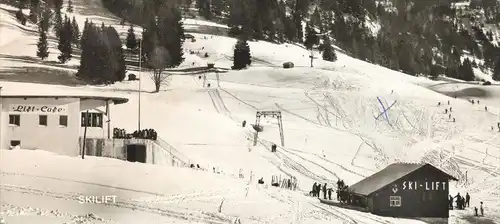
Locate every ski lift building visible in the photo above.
<box><xmin>348</xmin><ymin>163</ymin><xmax>458</xmax><ymax>219</ymax></box>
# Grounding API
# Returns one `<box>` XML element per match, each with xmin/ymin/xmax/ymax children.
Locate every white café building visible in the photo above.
<box><xmin>0</xmin><ymin>91</ymin><xmax>128</xmax><ymax>156</ymax></box>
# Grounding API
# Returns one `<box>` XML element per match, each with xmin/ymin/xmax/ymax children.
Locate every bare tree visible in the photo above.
<box><xmin>148</xmin><ymin>46</ymin><xmax>171</xmax><ymax>92</ymax></box>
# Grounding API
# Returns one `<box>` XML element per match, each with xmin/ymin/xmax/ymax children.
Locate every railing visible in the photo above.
<box><xmin>154</xmin><ymin>136</ymin><xmax>192</xmax><ymax>167</ymax></box>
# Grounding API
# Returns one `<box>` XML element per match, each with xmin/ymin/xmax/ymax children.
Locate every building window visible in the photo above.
<box><xmin>39</xmin><ymin>115</ymin><xmax>48</xmax><ymax>126</ymax></box>
<box><xmin>9</xmin><ymin>114</ymin><xmax>20</xmax><ymax>126</ymax></box>
<box><xmin>81</xmin><ymin>112</ymin><xmax>103</xmax><ymax>128</ymax></box>
<box><xmin>10</xmin><ymin>140</ymin><xmax>20</xmax><ymax>147</ymax></box>
<box><xmin>59</xmin><ymin>115</ymin><xmax>68</xmax><ymax>127</ymax></box>
<box><xmin>390</xmin><ymin>196</ymin><xmax>401</xmax><ymax>207</ymax></box>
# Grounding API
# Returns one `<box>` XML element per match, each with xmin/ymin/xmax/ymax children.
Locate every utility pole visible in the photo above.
<box><xmin>0</xmin><ymin>87</ymin><xmax>2</xmax><ymax>149</ymax></box>
<box><xmin>82</xmin><ymin>110</ymin><xmax>89</xmax><ymax>159</ymax></box>
<box><xmin>138</xmin><ymin>38</ymin><xmax>142</xmax><ymax>131</ymax></box>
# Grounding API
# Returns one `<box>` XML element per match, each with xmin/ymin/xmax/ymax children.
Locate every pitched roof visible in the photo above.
<box><xmin>348</xmin><ymin>163</ymin><xmax>458</xmax><ymax>196</ymax></box>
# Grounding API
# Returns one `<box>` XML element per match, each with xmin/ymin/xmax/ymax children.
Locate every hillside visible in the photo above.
<box><xmin>1</xmin><ymin>0</ymin><xmax>500</xmax><ymax>223</ymax></box>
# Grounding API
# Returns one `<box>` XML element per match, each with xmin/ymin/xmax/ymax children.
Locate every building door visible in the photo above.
<box><xmin>126</xmin><ymin>144</ymin><xmax>146</xmax><ymax>163</ymax></box>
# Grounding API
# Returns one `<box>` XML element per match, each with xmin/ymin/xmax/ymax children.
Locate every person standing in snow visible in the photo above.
<box><xmin>449</xmin><ymin>114</ymin><xmax>452</xmax><ymax>119</ymax></box>
<box><xmin>445</xmin><ymin>109</ymin><xmax>448</xmax><ymax>114</ymax></box>
<box><xmin>480</xmin><ymin>202</ymin><xmax>484</xmax><ymax>216</ymax></box>
<box><xmin>438</xmin><ymin>102</ymin><xmax>441</xmax><ymax>106</ymax></box>
<box><xmin>485</xmin><ymin>106</ymin><xmax>488</xmax><ymax>111</ymax></box>
<box><xmin>312</xmin><ymin>183</ymin><xmax>317</xmax><ymax>197</ymax></box>
<box><xmin>465</xmin><ymin>193</ymin><xmax>470</xmax><ymax>207</ymax></box>
<box><xmin>450</xmin><ymin>107</ymin><xmax>452</xmax><ymax>112</ymax></box>
<box><xmin>448</xmin><ymin>100</ymin><xmax>450</xmax><ymax>105</ymax></box>
<box><xmin>316</xmin><ymin>184</ymin><xmax>321</xmax><ymax>198</ymax></box>
<box><xmin>327</xmin><ymin>188</ymin><xmax>333</xmax><ymax>200</ymax></box>
<box><xmin>322</xmin><ymin>183</ymin><xmax>327</xmax><ymax>200</ymax></box>
<box><xmin>454</xmin><ymin>193</ymin><xmax>462</xmax><ymax>209</ymax></box>
<box><xmin>474</xmin><ymin>207</ymin><xmax>478</xmax><ymax>216</ymax></box>
<box><xmin>449</xmin><ymin>195</ymin><xmax>454</xmax><ymax>209</ymax></box>
<box><xmin>453</xmin><ymin>117</ymin><xmax>456</xmax><ymax>122</ymax></box>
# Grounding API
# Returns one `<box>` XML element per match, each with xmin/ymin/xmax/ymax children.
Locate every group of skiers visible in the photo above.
<box><xmin>438</xmin><ymin>100</ymin><xmax>456</xmax><ymax>122</ymax></box>
<box><xmin>450</xmin><ymin>192</ymin><xmax>470</xmax><ymax>210</ymax></box>
<box><xmin>310</xmin><ymin>179</ymin><xmax>351</xmax><ymax>203</ymax></box>
<box><xmin>450</xmin><ymin>193</ymin><xmax>485</xmax><ymax>216</ymax></box>
<box><xmin>311</xmin><ymin>182</ymin><xmax>334</xmax><ymax>200</ymax></box>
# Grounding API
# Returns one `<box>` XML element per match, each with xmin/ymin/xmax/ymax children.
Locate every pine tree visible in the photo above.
<box><xmin>156</xmin><ymin>6</ymin><xmax>185</xmax><ymax>67</ymax></box>
<box><xmin>459</xmin><ymin>58</ymin><xmax>475</xmax><ymax>81</ymax></box>
<box><xmin>29</xmin><ymin>0</ymin><xmax>40</xmax><ymax>23</ymax></box>
<box><xmin>57</xmin><ymin>16</ymin><xmax>73</xmax><ymax>63</ymax></box>
<box><xmin>196</xmin><ymin>0</ymin><xmax>211</xmax><ymax>19</ymax></box>
<box><xmin>126</xmin><ymin>24</ymin><xmax>137</xmax><ymax>50</ymax></box>
<box><xmin>232</xmin><ymin>37</ymin><xmax>251</xmax><ymax>70</ymax></box>
<box><xmin>493</xmin><ymin>55</ymin><xmax>500</xmax><ymax>81</ymax></box>
<box><xmin>304</xmin><ymin>22</ymin><xmax>318</xmax><ymax>50</ymax></box>
<box><xmin>53</xmin><ymin>10</ymin><xmax>63</xmax><ymax>37</ymax></box>
<box><xmin>37</xmin><ymin>25</ymin><xmax>49</xmax><ymax>60</ymax></box>
<box><xmin>103</xmin><ymin>26</ymin><xmax>126</xmax><ymax>82</ymax></box>
<box><xmin>40</xmin><ymin>8</ymin><xmax>51</xmax><ymax>32</ymax></box>
<box><xmin>322</xmin><ymin>37</ymin><xmax>337</xmax><ymax>62</ymax></box>
<box><xmin>67</xmin><ymin>0</ymin><xmax>73</xmax><ymax>12</ymax></box>
<box><xmin>71</xmin><ymin>16</ymin><xmax>80</xmax><ymax>45</ymax></box>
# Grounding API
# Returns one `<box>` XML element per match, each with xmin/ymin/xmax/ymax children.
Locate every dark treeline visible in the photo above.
<box><xmin>13</xmin><ymin>0</ymin><xmax>500</xmax><ymax>81</ymax></box>
<box><xmin>77</xmin><ymin>19</ymin><xmax>126</xmax><ymax>84</ymax></box>
<box><xmin>101</xmin><ymin>0</ymin><xmax>500</xmax><ymax>81</ymax></box>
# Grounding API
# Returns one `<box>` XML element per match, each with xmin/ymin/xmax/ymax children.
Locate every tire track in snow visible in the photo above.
<box><xmin>0</xmin><ymin>184</ymin><xmax>233</xmax><ymax>224</ymax></box>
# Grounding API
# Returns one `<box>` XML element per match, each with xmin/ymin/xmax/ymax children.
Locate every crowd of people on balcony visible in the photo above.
<box><xmin>113</xmin><ymin>128</ymin><xmax>158</xmax><ymax>140</ymax></box>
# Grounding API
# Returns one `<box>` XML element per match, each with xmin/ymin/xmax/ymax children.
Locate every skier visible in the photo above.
<box><xmin>478</xmin><ymin>100</ymin><xmax>480</xmax><ymax>104</ymax></box>
<box><xmin>480</xmin><ymin>202</ymin><xmax>484</xmax><ymax>216</ymax></box>
<box><xmin>445</xmin><ymin>108</ymin><xmax>448</xmax><ymax>114</ymax></box>
<box><xmin>465</xmin><ymin>193</ymin><xmax>470</xmax><ymax>207</ymax></box>
<box><xmin>322</xmin><ymin>183</ymin><xmax>327</xmax><ymax>200</ymax></box>
<box><xmin>327</xmin><ymin>188</ymin><xmax>333</xmax><ymax>200</ymax></box>
<box><xmin>316</xmin><ymin>184</ymin><xmax>321</xmax><ymax>198</ymax></box>
<box><xmin>453</xmin><ymin>118</ymin><xmax>456</xmax><ymax>122</ymax></box>
<box><xmin>449</xmin><ymin>195</ymin><xmax>454</xmax><ymax>209</ymax></box>
<box><xmin>455</xmin><ymin>193</ymin><xmax>462</xmax><ymax>209</ymax></box>
<box><xmin>312</xmin><ymin>183</ymin><xmax>318</xmax><ymax>197</ymax></box>
<box><xmin>485</xmin><ymin>106</ymin><xmax>488</xmax><ymax>111</ymax></box>
<box><xmin>474</xmin><ymin>207</ymin><xmax>478</xmax><ymax>216</ymax></box>
<box><xmin>242</xmin><ymin>120</ymin><xmax>246</xmax><ymax>127</ymax></box>
<box><xmin>448</xmin><ymin>100</ymin><xmax>450</xmax><ymax>105</ymax></box>
<box><xmin>450</xmin><ymin>107</ymin><xmax>452</xmax><ymax>112</ymax></box>
<box><xmin>449</xmin><ymin>114</ymin><xmax>452</xmax><ymax>119</ymax></box>
<box><xmin>438</xmin><ymin>102</ymin><xmax>441</xmax><ymax>106</ymax></box>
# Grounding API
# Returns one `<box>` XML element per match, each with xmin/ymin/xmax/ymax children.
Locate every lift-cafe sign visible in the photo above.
<box><xmin>10</xmin><ymin>104</ymin><xmax>67</xmax><ymax>114</ymax></box>
<box><xmin>391</xmin><ymin>180</ymin><xmax>447</xmax><ymax>193</ymax></box>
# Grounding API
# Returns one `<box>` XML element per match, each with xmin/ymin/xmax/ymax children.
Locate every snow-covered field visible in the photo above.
<box><xmin>1</xmin><ymin>0</ymin><xmax>500</xmax><ymax>223</ymax></box>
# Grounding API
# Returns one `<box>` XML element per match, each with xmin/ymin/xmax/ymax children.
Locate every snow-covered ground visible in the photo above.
<box><xmin>1</xmin><ymin>0</ymin><xmax>500</xmax><ymax>223</ymax></box>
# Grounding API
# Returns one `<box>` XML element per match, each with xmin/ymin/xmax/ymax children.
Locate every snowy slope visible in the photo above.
<box><xmin>1</xmin><ymin>0</ymin><xmax>500</xmax><ymax>223</ymax></box>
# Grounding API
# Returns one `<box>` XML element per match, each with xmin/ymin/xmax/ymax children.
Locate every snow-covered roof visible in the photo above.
<box><xmin>349</xmin><ymin>163</ymin><xmax>458</xmax><ymax>196</ymax></box>
<box><xmin>0</xmin><ymin>94</ymin><xmax>129</xmax><ymax>104</ymax></box>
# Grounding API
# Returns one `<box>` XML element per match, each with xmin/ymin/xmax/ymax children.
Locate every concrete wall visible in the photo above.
<box><xmin>0</xmin><ymin>97</ymin><xmax>81</xmax><ymax>156</ymax></box>
<box><xmin>80</xmin><ymin>138</ymin><xmax>191</xmax><ymax>167</ymax></box>
<box><xmin>80</xmin><ymin>99</ymin><xmax>112</xmax><ymax>139</ymax></box>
